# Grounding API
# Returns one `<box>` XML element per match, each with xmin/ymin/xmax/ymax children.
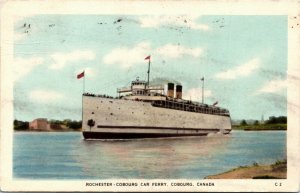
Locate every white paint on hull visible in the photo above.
<box><xmin>82</xmin><ymin>96</ymin><xmax>232</xmax><ymax>135</ymax></box>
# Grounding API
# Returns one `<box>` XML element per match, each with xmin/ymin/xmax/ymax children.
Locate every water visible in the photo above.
<box><xmin>13</xmin><ymin>130</ymin><xmax>286</xmax><ymax>179</ymax></box>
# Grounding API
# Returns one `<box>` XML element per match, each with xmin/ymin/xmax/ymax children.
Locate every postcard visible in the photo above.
<box><xmin>1</xmin><ymin>0</ymin><xmax>299</xmax><ymax>192</ymax></box>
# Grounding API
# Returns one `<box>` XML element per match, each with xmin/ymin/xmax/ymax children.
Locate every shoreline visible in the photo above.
<box><xmin>232</xmin><ymin>124</ymin><xmax>287</xmax><ymax>131</ymax></box>
<box><xmin>243</xmin><ymin>128</ymin><xmax>286</xmax><ymax>131</ymax></box>
<box><xmin>205</xmin><ymin>160</ymin><xmax>287</xmax><ymax>179</ymax></box>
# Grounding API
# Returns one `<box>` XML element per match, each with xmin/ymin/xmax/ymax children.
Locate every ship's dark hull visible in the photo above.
<box><xmin>82</xmin><ymin>131</ymin><xmax>210</xmax><ymax>140</ymax></box>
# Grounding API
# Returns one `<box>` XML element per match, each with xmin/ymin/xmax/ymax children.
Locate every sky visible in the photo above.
<box><xmin>13</xmin><ymin>15</ymin><xmax>287</xmax><ymax>121</ymax></box>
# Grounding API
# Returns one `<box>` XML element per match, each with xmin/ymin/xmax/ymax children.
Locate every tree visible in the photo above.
<box><xmin>266</xmin><ymin>116</ymin><xmax>287</xmax><ymax>124</ymax></box>
<box><xmin>48</xmin><ymin>119</ymin><xmax>82</xmax><ymax>130</ymax></box>
<box><xmin>63</xmin><ymin>119</ymin><xmax>72</xmax><ymax>126</ymax></box>
<box><xmin>68</xmin><ymin>120</ymin><xmax>82</xmax><ymax>130</ymax></box>
<box><xmin>49</xmin><ymin>119</ymin><xmax>62</xmax><ymax>125</ymax></box>
<box><xmin>14</xmin><ymin>119</ymin><xmax>29</xmax><ymax>130</ymax></box>
<box><xmin>240</xmin><ymin>120</ymin><xmax>248</xmax><ymax>126</ymax></box>
<box><xmin>254</xmin><ymin>120</ymin><xmax>259</xmax><ymax>125</ymax></box>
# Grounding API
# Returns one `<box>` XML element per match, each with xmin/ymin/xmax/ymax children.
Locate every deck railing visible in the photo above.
<box><xmin>151</xmin><ymin>100</ymin><xmax>230</xmax><ymax>117</ymax></box>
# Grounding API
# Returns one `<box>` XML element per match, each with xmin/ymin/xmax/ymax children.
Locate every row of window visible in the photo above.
<box><xmin>134</xmin><ymin>90</ymin><xmax>145</xmax><ymax>95</ymax></box>
<box><xmin>152</xmin><ymin>101</ymin><xmax>229</xmax><ymax>116</ymax></box>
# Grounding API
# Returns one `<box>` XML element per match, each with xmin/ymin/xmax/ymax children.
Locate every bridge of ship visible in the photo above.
<box><xmin>117</xmin><ymin>79</ymin><xmax>165</xmax><ymax>96</ymax></box>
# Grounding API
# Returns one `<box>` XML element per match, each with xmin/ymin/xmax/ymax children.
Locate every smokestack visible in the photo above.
<box><xmin>167</xmin><ymin>83</ymin><xmax>174</xmax><ymax>98</ymax></box>
<box><xmin>176</xmin><ymin>85</ymin><xmax>182</xmax><ymax>99</ymax></box>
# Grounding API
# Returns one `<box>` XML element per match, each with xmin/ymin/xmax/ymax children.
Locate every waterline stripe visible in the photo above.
<box><xmin>96</xmin><ymin>125</ymin><xmax>225</xmax><ymax>132</ymax></box>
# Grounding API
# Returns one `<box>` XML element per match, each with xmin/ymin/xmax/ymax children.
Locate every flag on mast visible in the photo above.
<box><xmin>145</xmin><ymin>55</ymin><xmax>151</xmax><ymax>60</ymax></box>
<box><xmin>77</xmin><ymin>71</ymin><xmax>85</xmax><ymax>79</ymax></box>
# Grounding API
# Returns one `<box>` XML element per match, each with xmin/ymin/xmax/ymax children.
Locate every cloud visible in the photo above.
<box><xmin>157</xmin><ymin>44</ymin><xmax>203</xmax><ymax>59</ymax></box>
<box><xmin>103</xmin><ymin>42</ymin><xmax>151</xmax><ymax>68</ymax></box>
<box><xmin>49</xmin><ymin>50</ymin><xmax>96</xmax><ymax>70</ymax></box>
<box><xmin>29</xmin><ymin>89</ymin><xmax>64</xmax><ymax>103</ymax></box>
<box><xmin>139</xmin><ymin>15</ymin><xmax>210</xmax><ymax>31</ymax></box>
<box><xmin>183</xmin><ymin>88</ymin><xmax>212</xmax><ymax>101</ymax></box>
<box><xmin>256</xmin><ymin>79</ymin><xmax>287</xmax><ymax>94</ymax></box>
<box><xmin>215</xmin><ymin>58</ymin><xmax>260</xmax><ymax>80</ymax></box>
<box><xmin>103</xmin><ymin>42</ymin><xmax>203</xmax><ymax>68</ymax></box>
<box><xmin>14</xmin><ymin>57</ymin><xmax>44</xmax><ymax>82</ymax></box>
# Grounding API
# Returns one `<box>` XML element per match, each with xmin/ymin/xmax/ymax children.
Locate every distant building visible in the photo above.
<box><xmin>29</xmin><ymin>118</ymin><xmax>50</xmax><ymax>130</ymax></box>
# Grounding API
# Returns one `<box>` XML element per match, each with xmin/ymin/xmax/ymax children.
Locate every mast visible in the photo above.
<box><xmin>201</xmin><ymin>77</ymin><xmax>204</xmax><ymax>104</ymax></box>
<box><xmin>147</xmin><ymin>58</ymin><xmax>150</xmax><ymax>86</ymax></box>
<box><xmin>145</xmin><ymin>55</ymin><xmax>151</xmax><ymax>87</ymax></box>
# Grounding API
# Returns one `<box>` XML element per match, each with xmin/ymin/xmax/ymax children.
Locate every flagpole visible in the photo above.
<box><xmin>147</xmin><ymin>59</ymin><xmax>150</xmax><ymax>87</ymax></box>
<box><xmin>83</xmin><ymin>70</ymin><xmax>85</xmax><ymax>94</ymax></box>
<box><xmin>77</xmin><ymin>70</ymin><xmax>85</xmax><ymax>133</ymax></box>
<box><xmin>81</xmin><ymin>71</ymin><xmax>85</xmax><ymax>133</ymax></box>
<box><xmin>81</xmin><ymin>89</ymin><xmax>84</xmax><ymax>132</ymax></box>
<box><xmin>201</xmin><ymin>77</ymin><xmax>204</xmax><ymax>104</ymax></box>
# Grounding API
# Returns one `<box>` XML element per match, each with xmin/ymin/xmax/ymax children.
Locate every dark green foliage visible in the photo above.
<box><xmin>233</xmin><ymin>116</ymin><xmax>287</xmax><ymax>130</ymax></box>
<box><xmin>271</xmin><ymin>159</ymin><xmax>287</xmax><ymax>172</ymax></box>
<box><xmin>266</xmin><ymin>116</ymin><xmax>287</xmax><ymax>124</ymax></box>
<box><xmin>252</xmin><ymin>162</ymin><xmax>259</xmax><ymax>166</ymax></box>
<box><xmin>14</xmin><ymin>120</ymin><xmax>29</xmax><ymax>130</ymax></box>
<box><xmin>240</xmin><ymin>120</ymin><xmax>248</xmax><ymax>126</ymax></box>
<box><xmin>63</xmin><ymin>119</ymin><xmax>72</xmax><ymax>126</ymax></box>
<box><xmin>233</xmin><ymin>124</ymin><xmax>286</xmax><ymax>130</ymax></box>
<box><xmin>66</xmin><ymin>120</ymin><xmax>82</xmax><ymax>130</ymax></box>
<box><xmin>49</xmin><ymin>119</ymin><xmax>82</xmax><ymax>129</ymax></box>
<box><xmin>272</xmin><ymin>159</ymin><xmax>287</xmax><ymax>166</ymax></box>
<box><xmin>49</xmin><ymin>119</ymin><xmax>63</xmax><ymax>125</ymax></box>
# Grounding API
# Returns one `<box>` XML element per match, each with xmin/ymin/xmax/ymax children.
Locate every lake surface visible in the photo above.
<box><xmin>13</xmin><ymin>130</ymin><xmax>286</xmax><ymax>179</ymax></box>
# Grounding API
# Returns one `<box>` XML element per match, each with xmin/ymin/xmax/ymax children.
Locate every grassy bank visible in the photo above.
<box><xmin>233</xmin><ymin>124</ymin><xmax>287</xmax><ymax>131</ymax></box>
<box><xmin>205</xmin><ymin>160</ymin><xmax>287</xmax><ymax>179</ymax></box>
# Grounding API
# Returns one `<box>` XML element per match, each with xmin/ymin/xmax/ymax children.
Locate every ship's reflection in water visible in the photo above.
<box><xmin>77</xmin><ymin>133</ymin><xmax>232</xmax><ymax>179</ymax></box>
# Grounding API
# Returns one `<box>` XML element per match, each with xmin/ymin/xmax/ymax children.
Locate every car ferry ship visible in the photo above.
<box><xmin>81</xmin><ymin>57</ymin><xmax>231</xmax><ymax>139</ymax></box>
